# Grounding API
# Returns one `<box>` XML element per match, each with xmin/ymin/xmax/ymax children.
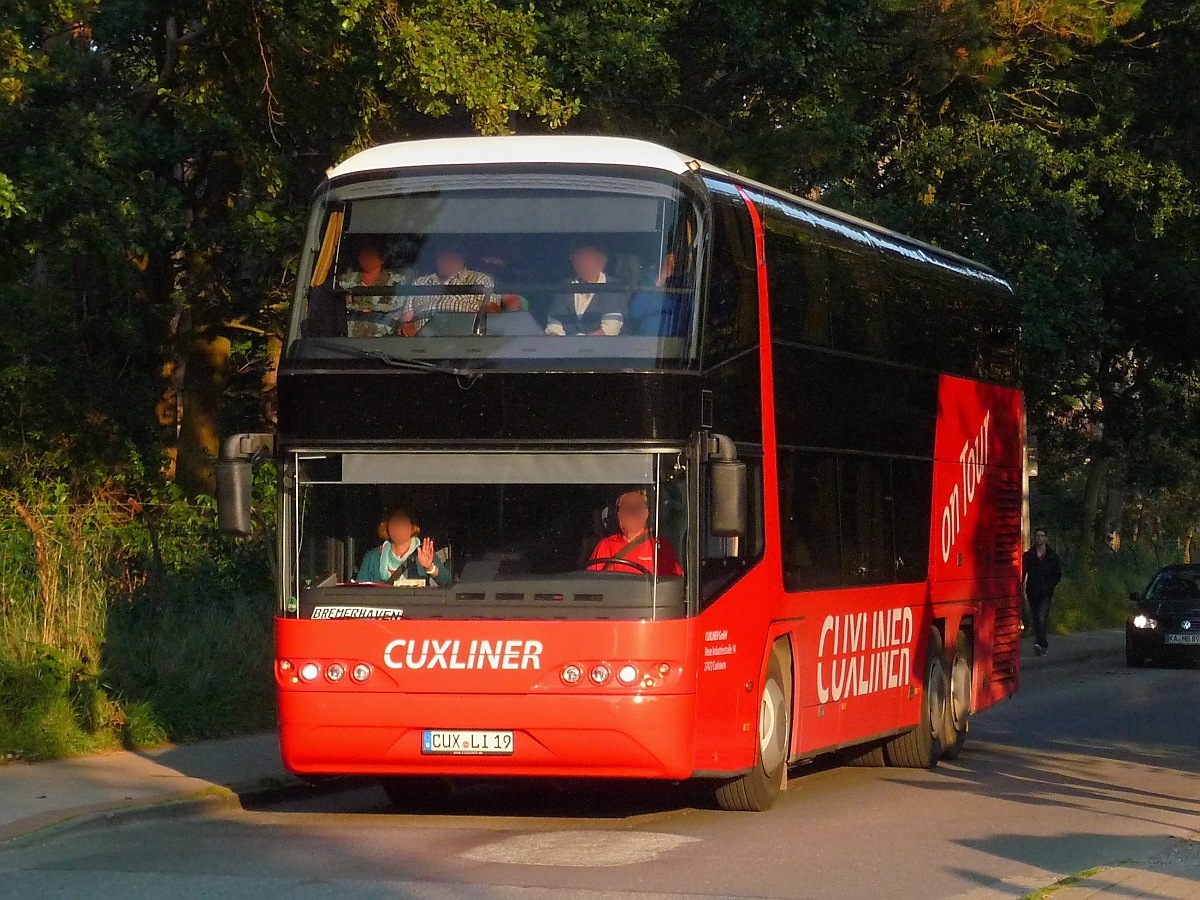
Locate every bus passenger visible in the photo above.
<box><xmin>356</xmin><ymin>506</ymin><xmax>451</xmax><ymax>586</ymax></box>
<box><xmin>404</xmin><ymin>247</ymin><xmax>497</xmax><ymax>334</ymax></box>
<box><xmin>587</xmin><ymin>490</ymin><xmax>683</xmax><ymax>576</ymax></box>
<box><xmin>338</xmin><ymin>236</ymin><xmax>407</xmax><ymax>338</ymax></box>
<box><xmin>628</xmin><ymin>250</ymin><xmax>693</xmax><ymax>337</ymax></box>
<box><xmin>545</xmin><ymin>243</ymin><xmax>625</xmax><ymax>336</ymax></box>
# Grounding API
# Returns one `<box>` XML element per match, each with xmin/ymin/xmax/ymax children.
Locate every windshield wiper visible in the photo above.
<box><xmin>299</xmin><ymin>339</ymin><xmax>478</xmax><ymax>377</ymax></box>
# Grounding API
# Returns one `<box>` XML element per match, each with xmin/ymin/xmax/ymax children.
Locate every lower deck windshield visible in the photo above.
<box><xmin>291</xmin><ymin>452</ymin><xmax>689</xmax><ymax>620</ymax></box>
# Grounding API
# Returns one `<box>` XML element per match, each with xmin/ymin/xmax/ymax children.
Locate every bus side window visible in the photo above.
<box><xmin>779</xmin><ymin>450</ymin><xmax>927</xmax><ymax>591</ymax></box>
<box><xmin>779</xmin><ymin>450</ymin><xmax>840</xmax><ymax>591</ymax></box>
<box><xmin>826</xmin><ymin>243</ymin><xmax>887</xmax><ymax>358</ymax></box>
<box><xmin>838</xmin><ymin>456</ymin><xmax>892</xmax><ymax>586</ymax></box>
<box><xmin>891</xmin><ymin>459</ymin><xmax>932</xmax><ymax>583</ymax></box>
<box><xmin>882</xmin><ymin>260</ymin><xmax>932</xmax><ymax>370</ymax></box>
<box><xmin>703</xmin><ymin>188</ymin><xmax>759</xmax><ymax>366</ymax></box>
<box><xmin>763</xmin><ymin>209</ymin><xmax>830</xmax><ymax>347</ymax></box>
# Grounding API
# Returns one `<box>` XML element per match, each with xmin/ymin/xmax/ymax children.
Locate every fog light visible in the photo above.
<box><xmin>561</xmin><ymin>664</ymin><xmax>582</xmax><ymax>685</ymax></box>
<box><xmin>299</xmin><ymin>662</ymin><xmax>320</xmax><ymax>682</ymax></box>
<box><xmin>326</xmin><ymin>663</ymin><xmax>346</xmax><ymax>683</ymax></box>
<box><xmin>617</xmin><ymin>664</ymin><xmax>639</xmax><ymax>685</ymax></box>
<box><xmin>590</xmin><ymin>664</ymin><xmax>611</xmax><ymax>685</ymax></box>
<box><xmin>279</xmin><ymin>659</ymin><xmax>294</xmax><ymax>673</ymax></box>
<box><xmin>642</xmin><ymin>676</ymin><xmax>655</xmax><ymax>688</ymax></box>
<box><xmin>351</xmin><ymin>663</ymin><xmax>372</xmax><ymax>683</ymax></box>
<box><xmin>656</xmin><ymin>663</ymin><xmax>671</xmax><ymax>677</ymax></box>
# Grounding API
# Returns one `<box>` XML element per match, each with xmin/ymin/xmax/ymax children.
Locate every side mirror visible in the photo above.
<box><xmin>216</xmin><ymin>433</ymin><xmax>275</xmax><ymax>536</ymax></box>
<box><xmin>708</xmin><ymin>433</ymin><xmax>746</xmax><ymax>539</ymax></box>
<box><xmin>216</xmin><ymin>458</ymin><xmax>254</xmax><ymax>536</ymax></box>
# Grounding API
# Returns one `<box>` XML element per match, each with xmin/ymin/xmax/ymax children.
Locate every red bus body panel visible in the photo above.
<box><xmin>276</xmin><ymin>617</ymin><xmax>700</xmax><ymax>779</ymax></box>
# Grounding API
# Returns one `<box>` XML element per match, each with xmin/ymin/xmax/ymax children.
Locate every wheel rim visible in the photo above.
<box><xmin>950</xmin><ymin>654</ymin><xmax>971</xmax><ymax>730</ymax></box>
<box><xmin>926</xmin><ymin>655</ymin><xmax>947</xmax><ymax>742</ymax></box>
<box><xmin>759</xmin><ymin>677</ymin><xmax>787</xmax><ymax>773</ymax></box>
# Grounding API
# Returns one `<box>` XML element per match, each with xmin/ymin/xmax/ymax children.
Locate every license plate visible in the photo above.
<box><xmin>1164</xmin><ymin>633</ymin><xmax>1200</xmax><ymax>645</ymax></box>
<box><xmin>421</xmin><ymin>730</ymin><xmax>514</xmax><ymax>755</ymax></box>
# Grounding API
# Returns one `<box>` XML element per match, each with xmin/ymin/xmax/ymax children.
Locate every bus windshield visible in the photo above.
<box><xmin>291</xmin><ymin>451</ymin><xmax>690</xmax><ymax>620</ymax></box>
<box><xmin>288</xmin><ymin>171</ymin><xmax>702</xmax><ymax>369</ymax></box>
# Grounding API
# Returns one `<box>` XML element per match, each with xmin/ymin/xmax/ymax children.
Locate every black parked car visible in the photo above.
<box><xmin>1126</xmin><ymin>564</ymin><xmax>1200</xmax><ymax>667</ymax></box>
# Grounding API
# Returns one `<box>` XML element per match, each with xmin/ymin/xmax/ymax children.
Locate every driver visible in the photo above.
<box><xmin>587</xmin><ymin>489</ymin><xmax>683</xmax><ymax>576</ymax></box>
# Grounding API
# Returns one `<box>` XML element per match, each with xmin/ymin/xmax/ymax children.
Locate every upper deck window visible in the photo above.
<box><xmin>289</xmin><ymin>171</ymin><xmax>703</xmax><ymax>370</ymax></box>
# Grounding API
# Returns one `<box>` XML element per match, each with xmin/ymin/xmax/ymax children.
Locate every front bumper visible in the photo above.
<box><xmin>278</xmin><ymin>690</ymin><xmax>698</xmax><ymax>779</ymax></box>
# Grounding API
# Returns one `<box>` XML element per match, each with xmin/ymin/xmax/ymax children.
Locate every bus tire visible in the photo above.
<box><xmin>846</xmin><ymin>744</ymin><xmax>887</xmax><ymax>767</ymax></box>
<box><xmin>884</xmin><ymin>628</ymin><xmax>946</xmax><ymax>769</ymax></box>
<box><xmin>940</xmin><ymin>631</ymin><xmax>972</xmax><ymax>761</ymax></box>
<box><xmin>715</xmin><ymin>651</ymin><xmax>790</xmax><ymax>812</ymax></box>
<box><xmin>381</xmin><ymin>776</ymin><xmax>452</xmax><ymax>810</ymax></box>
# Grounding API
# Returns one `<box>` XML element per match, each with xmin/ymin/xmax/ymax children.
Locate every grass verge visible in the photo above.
<box><xmin>1021</xmin><ymin>866</ymin><xmax>1104</xmax><ymax>899</ymax></box>
<box><xmin>1</xmin><ymin>481</ymin><xmax>276</xmax><ymax>762</ymax></box>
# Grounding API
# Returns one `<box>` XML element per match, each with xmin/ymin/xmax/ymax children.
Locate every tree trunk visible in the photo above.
<box><xmin>1079</xmin><ymin>454</ymin><xmax>1111</xmax><ymax>568</ymax></box>
<box><xmin>176</xmin><ymin>333</ymin><xmax>231</xmax><ymax>495</ymax></box>
<box><xmin>261</xmin><ymin>334</ymin><xmax>281</xmax><ymax>427</ymax></box>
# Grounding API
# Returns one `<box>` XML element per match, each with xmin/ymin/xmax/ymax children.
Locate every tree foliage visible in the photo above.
<box><xmin>1</xmin><ymin>0</ymin><xmax>1199</xmax><ymax>544</ymax></box>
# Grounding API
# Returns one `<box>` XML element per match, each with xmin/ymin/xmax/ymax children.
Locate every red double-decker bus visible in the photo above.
<box><xmin>219</xmin><ymin>136</ymin><xmax>1024</xmax><ymax>811</ymax></box>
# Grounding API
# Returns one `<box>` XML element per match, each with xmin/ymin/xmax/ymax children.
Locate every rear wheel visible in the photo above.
<box><xmin>715</xmin><ymin>651</ymin><xmax>790</xmax><ymax>811</ymax></box>
<box><xmin>381</xmin><ymin>776</ymin><xmax>452</xmax><ymax>811</ymax></box>
<box><xmin>940</xmin><ymin>631</ymin><xmax>973</xmax><ymax>761</ymax></box>
<box><xmin>884</xmin><ymin>629</ymin><xmax>947</xmax><ymax>769</ymax></box>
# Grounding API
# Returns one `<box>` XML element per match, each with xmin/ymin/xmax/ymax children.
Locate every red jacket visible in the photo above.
<box><xmin>587</xmin><ymin>533</ymin><xmax>683</xmax><ymax>576</ymax></box>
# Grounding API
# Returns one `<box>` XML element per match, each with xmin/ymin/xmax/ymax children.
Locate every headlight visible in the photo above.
<box><xmin>616</xmin><ymin>664</ymin><xmax>639</xmax><ymax>685</ymax></box>
<box><xmin>1132</xmin><ymin>614</ymin><xmax>1158</xmax><ymax>630</ymax></box>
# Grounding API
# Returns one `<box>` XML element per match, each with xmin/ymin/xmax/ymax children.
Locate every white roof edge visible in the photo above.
<box><xmin>327</xmin><ymin>136</ymin><xmax>702</xmax><ymax>179</ymax></box>
<box><xmin>326</xmin><ymin>136</ymin><xmax>1007</xmax><ymax>288</ymax></box>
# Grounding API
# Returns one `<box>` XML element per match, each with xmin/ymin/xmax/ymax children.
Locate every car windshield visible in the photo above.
<box><xmin>287</xmin><ymin>171</ymin><xmax>702</xmax><ymax>370</ymax></box>
<box><xmin>1146</xmin><ymin>570</ymin><xmax>1200</xmax><ymax>603</ymax></box>
<box><xmin>290</xmin><ymin>451</ymin><xmax>690</xmax><ymax>620</ymax></box>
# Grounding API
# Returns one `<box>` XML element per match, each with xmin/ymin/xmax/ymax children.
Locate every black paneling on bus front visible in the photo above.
<box><xmin>277</xmin><ymin>371</ymin><xmax>699</xmax><ymax>444</ymax></box>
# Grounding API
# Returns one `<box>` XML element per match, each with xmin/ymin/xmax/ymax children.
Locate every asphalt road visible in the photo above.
<box><xmin>1</xmin><ymin>651</ymin><xmax>1197</xmax><ymax>900</ymax></box>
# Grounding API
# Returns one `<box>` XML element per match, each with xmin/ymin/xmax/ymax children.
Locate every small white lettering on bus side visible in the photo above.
<box><xmin>816</xmin><ymin>607</ymin><xmax>915</xmax><ymax>704</ymax></box>
<box><xmin>940</xmin><ymin>411</ymin><xmax>990</xmax><ymax>564</ymax></box>
<box><xmin>383</xmin><ymin>639</ymin><xmax>543</xmax><ymax>671</ymax></box>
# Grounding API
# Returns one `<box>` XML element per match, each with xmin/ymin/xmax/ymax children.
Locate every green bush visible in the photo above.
<box><xmin>1052</xmin><ymin>543</ymin><xmax>1168</xmax><ymax>634</ymax></box>
<box><xmin>0</xmin><ymin>473</ymin><xmax>277</xmax><ymax>761</ymax></box>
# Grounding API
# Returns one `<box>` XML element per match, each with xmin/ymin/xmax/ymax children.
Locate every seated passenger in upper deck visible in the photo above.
<box><xmin>545</xmin><ymin>243</ymin><xmax>626</xmax><ymax>336</ymax></box>
<box><xmin>403</xmin><ymin>246</ymin><xmax>498</xmax><ymax>335</ymax></box>
<box><xmin>338</xmin><ymin>236</ymin><xmax>408</xmax><ymax>338</ymax></box>
<box><xmin>356</xmin><ymin>506</ymin><xmax>452</xmax><ymax>586</ymax></box>
<box><xmin>627</xmin><ymin>249</ymin><xmax>694</xmax><ymax>337</ymax></box>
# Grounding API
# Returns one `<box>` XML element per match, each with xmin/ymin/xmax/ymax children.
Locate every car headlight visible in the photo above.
<box><xmin>1132</xmin><ymin>614</ymin><xmax>1158</xmax><ymax>630</ymax></box>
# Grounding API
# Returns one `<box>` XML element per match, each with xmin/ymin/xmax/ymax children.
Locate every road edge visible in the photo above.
<box><xmin>0</xmin><ymin>776</ymin><xmax>370</xmax><ymax>849</ymax></box>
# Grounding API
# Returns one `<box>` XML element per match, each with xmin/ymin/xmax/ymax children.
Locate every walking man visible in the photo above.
<box><xmin>1022</xmin><ymin>527</ymin><xmax>1063</xmax><ymax>656</ymax></box>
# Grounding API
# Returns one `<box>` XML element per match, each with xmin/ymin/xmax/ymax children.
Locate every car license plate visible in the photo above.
<box><xmin>421</xmin><ymin>730</ymin><xmax>514</xmax><ymax>755</ymax></box>
<box><xmin>1164</xmin><ymin>633</ymin><xmax>1200</xmax><ymax>645</ymax></box>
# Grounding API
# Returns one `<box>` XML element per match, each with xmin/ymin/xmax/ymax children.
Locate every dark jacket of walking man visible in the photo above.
<box><xmin>1022</xmin><ymin>528</ymin><xmax>1063</xmax><ymax>656</ymax></box>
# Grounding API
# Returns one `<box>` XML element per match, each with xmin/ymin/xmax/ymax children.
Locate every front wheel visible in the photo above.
<box><xmin>884</xmin><ymin>628</ymin><xmax>947</xmax><ymax>769</ymax></box>
<box><xmin>715</xmin><ymin>651</ymin><xmax>790</xmax><ymax>811</ymax></box>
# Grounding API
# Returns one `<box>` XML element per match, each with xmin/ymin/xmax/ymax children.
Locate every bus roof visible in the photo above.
<box><xmin>327</xmin><ymin>136</ymin><xmax>705</xmax><ymax>180</ymax></box>
<box><xmin>327</xmin><ymin>136</ymin><xmax>1009</xmax><ymax>290</ymax></box>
